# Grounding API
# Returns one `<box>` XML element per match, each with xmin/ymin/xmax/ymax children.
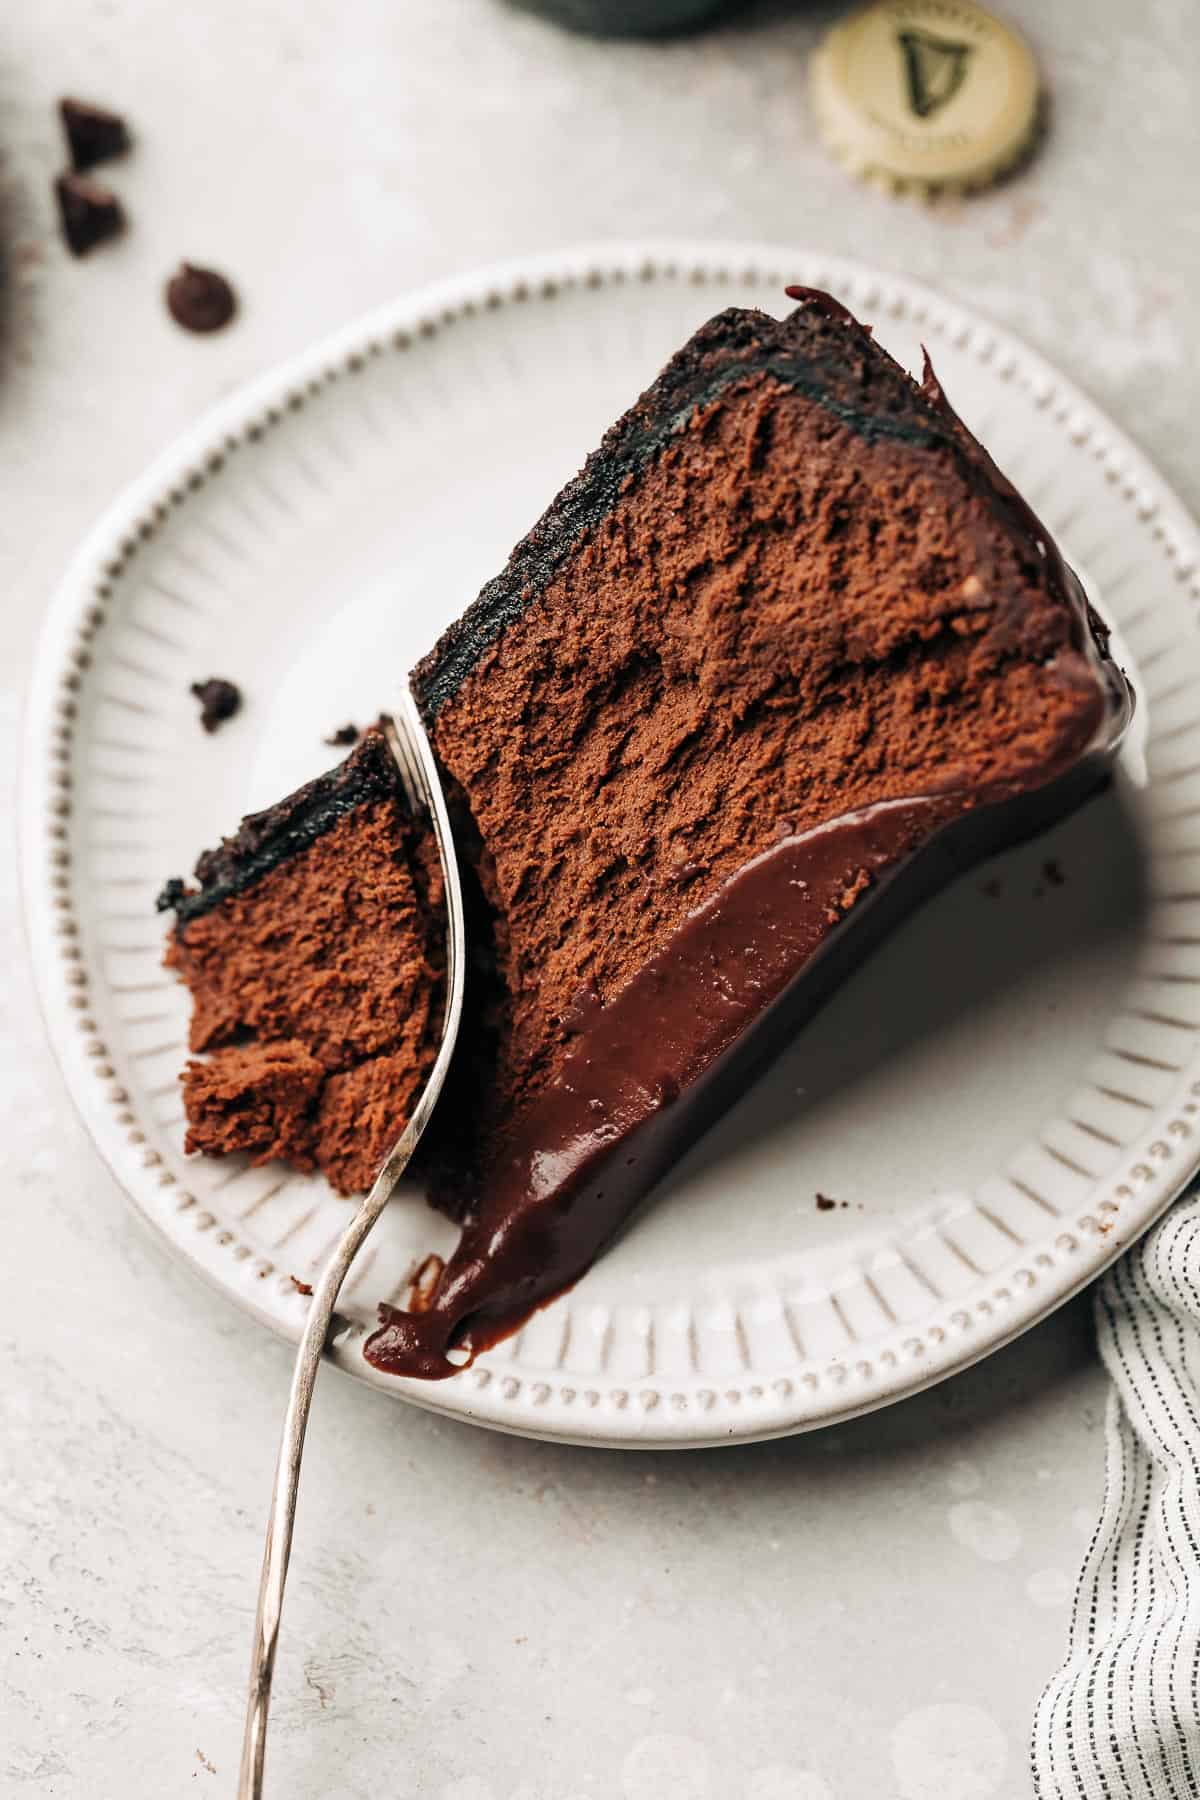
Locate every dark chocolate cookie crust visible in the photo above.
<box><xmin>158</xmin><ymin>729</ymin><xmax>400</xmax><ymax>927</ymax></box>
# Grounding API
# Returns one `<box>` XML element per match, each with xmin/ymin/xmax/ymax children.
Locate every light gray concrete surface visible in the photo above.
<box><xmin>2</xmin><ymin>2</ymin><xmax>1197</xmax><ymax>1795</ymax></box>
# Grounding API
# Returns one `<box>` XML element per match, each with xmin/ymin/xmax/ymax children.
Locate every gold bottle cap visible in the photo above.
<box><xmin>810</xmin><ymin>0</ymin><xmax>1042</xmax><ymax>196</ymax></box>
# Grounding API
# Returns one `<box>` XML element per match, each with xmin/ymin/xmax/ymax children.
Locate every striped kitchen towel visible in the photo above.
<box><xmin>1032</xmin><ymin>1185</ymin><xmax>1200</xmax><ymax>1798</ymax></box>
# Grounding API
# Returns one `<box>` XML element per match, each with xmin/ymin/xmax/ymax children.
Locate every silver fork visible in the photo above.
<box><xmin>237</xmin><ymin>686</ymin><xmax>465</xmax><ymax>1799</ymax></box>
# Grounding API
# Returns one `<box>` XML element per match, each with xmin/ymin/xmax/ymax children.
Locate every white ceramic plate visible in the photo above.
<box><xmin>23</xmin><ymin>243</ymin><xmax>1200</xmax><ymax>1448</ymax></box>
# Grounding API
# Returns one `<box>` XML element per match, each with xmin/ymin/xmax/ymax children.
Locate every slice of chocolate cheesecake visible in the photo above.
<box><xmin>160</xmin><ymin>729</ymin><xmax>445</xmax><ymax>1198</ymax></box>
<box><xmin>161</xmin><ymin>289</ymin><xmax>1131</xmax><ymax>1380</ymax></box>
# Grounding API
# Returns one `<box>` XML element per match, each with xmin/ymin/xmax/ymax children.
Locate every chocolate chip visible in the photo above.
<box><xmin>55</xmin><ymin>172</ymin><xmax>124</xmax><ymax>257</ymax></box>
<box><xmin>190</xmin><ymin>677</ymin><xmax>242</xmax><ymax>733</ymax></box>
<box><xmin>166</xmin><ymin>263</ymin><xmax>237</xmax><ymax>334</ymax></box>
<box><xmin>59</xmin><ymin>97</ymin><xmax>131</xmax><ymax>171</ymax></box>
<box><xmin>324</xmin><ymin>723</ymin><xmax>360</xmax><ymax>747</ymax></box>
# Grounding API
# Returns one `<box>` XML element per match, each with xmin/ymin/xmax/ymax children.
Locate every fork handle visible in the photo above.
<box><xmin>237</xmin><ymin>1186</ymin><xmax>384</xmax><ymax>1799</ymax></box>
<box><xmin>236</xmin><ymin>690</ymin><xmax>466</xmax><ymax>1798</ymax></box>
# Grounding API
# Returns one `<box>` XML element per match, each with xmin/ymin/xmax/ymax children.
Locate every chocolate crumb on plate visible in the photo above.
<box><xmin>190</xmin><ymin>677</ymin><xmax>242</xmax><ymax>733</ymax></box>
<box><xmin>167</xmin><ymin>263</ymin><xmax>237</xmax><ymax>334</ymax></box>
<box><xmin>289</xmin><ymin>1277</ymin><xmax>314</xmax><ymax>1297</ymax></box>
<box><xmin>324</xmin><ymin>723</ymin><xmax>360</xmax><ymax>747</ymax></box>
<box><xmin>816</xmin><ymin>1192</ymin><xmax>838</xmax><ymax>1212</ymax></box>
<box><xmin>59</xmin><ymin>96</ymin><xmax>131</xmax><ymax>170</ymax></box>
<box><xmin>1042</xmin><ymin>857</ymin><xmax>1065</xmax><ymax>887</ymax></box>
<box><xmin>156</xmin><ymin>877</ymin><xmax>186</xmax><ymax>915</ymax></box>
<box><xmin>55</xmin><ymin>172</ymin><xmax>124</xmax><ymax>257</ymax></box>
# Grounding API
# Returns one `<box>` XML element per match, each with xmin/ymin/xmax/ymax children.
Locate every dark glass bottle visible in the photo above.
<box><xmin>506</xmin><ymin>0</ymin><xmax>735</xmax><ymax>35</ymax></box>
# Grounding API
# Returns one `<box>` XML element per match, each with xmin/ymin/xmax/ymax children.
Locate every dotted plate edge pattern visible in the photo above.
<box><xmin>21</xmin><ymin>239</ymin><xmax>1200</xmax><ymax>1449</ymax></box>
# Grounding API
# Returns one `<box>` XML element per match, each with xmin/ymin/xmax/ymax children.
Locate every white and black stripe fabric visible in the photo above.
<box><xmin>1032</xmin><ymin>1186</ymin><xmax>1200</xmax><ymax>1798</ymax></box>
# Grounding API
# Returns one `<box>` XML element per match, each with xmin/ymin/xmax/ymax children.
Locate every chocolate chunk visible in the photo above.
<box><xmin>190</xmin><ymin>677</ymin><xmax>242</xmax><ymax>733</ymax></box>
<box><xmin>59</xmin><ymin>97</ymin><xmax>131</xmax><ymax>171</ymax></box>
<box><xmin>166</xmin><ymin>263</ymin><xmax>237</xmax><ymax>334</ymax></box>
<box><xmin>324</xmin><ymin>723</ymin><xmax>360</xmax><ymax>747</ymax></box>
<box><xmin>55</xmin><ymin>172</ymin><xmax>124</xmax><ymax>257</ymax></box>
